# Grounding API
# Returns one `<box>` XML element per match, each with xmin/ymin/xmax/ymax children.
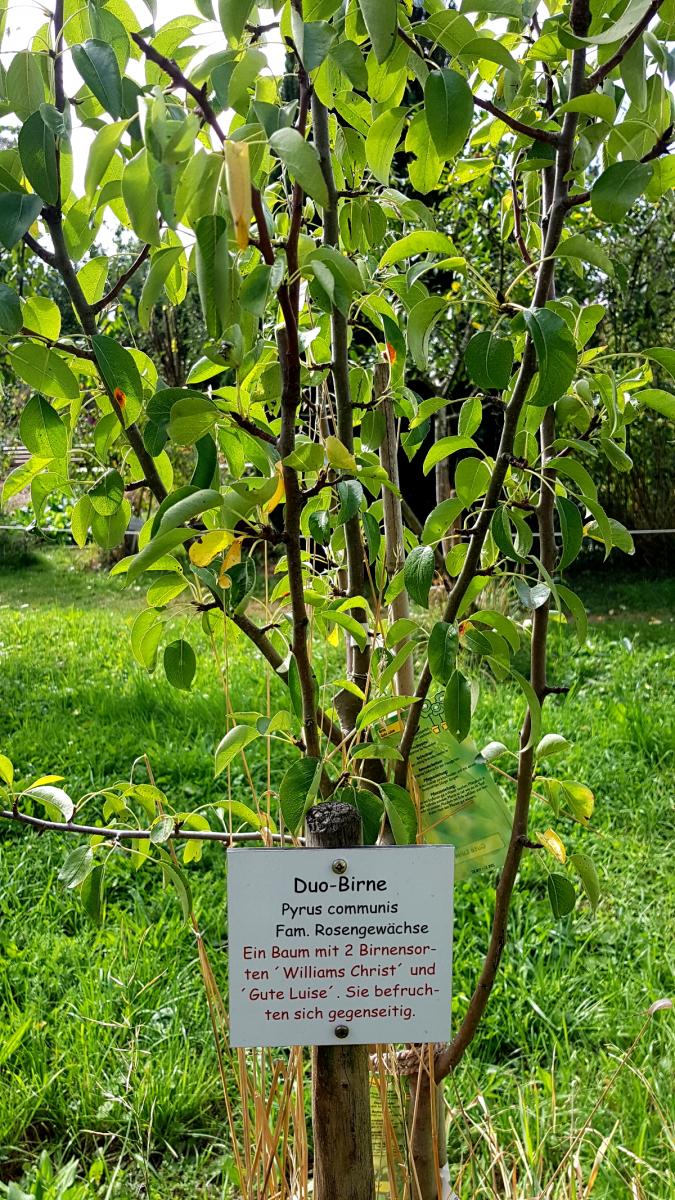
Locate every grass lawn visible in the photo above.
<box><xmin>0</xmin><ymin>547</ymin><xmax>673</xmax><ymax>1198</ymax></box>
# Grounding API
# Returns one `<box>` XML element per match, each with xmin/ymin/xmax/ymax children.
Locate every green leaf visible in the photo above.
<box><xmin>325</xmin><ymin>434</ymin><xmax>356</xmax><ymax>471</ymax></box>
<box><xmin>6</xmin><ymin>51</ymin><xmax>46</xmax><ymax>121</ymax></box>
<box><xmin>422</xmin><ymin>436</ymin><xmax>478</xmax><ymax>476</ymax></box>
<box><xmin>0</xmin><ymin>192</ymin><xmax>43</xmax><ymax>250</ymax></box>
<box><xmin>365</xmin><ymin>107</ymin><xmax>407</xmax><ymax>186</ymax></box>
<box><xmin>168</xmin><ymin>396</ymin><xmax>218</xmax><ymax>444</ymax></box>
<box><xmin>576</xmin><ymin>0</ymin><xmax>653</xmax><ymax>45</ymax></box>
<box><xmin>218</xmin><ymin>0</ymin><xmax>254</xmax><ymax>44</ymax></box>
<box><xmin>164</xmin><ymin>639</ymin><xmax>197</xmax><ymax>691</ymax></box>
<box><xmin>131</xmin><ymin>608</ymin><xmax>163</xmax><ymax>670</ymax></box>
<box><xmin>269</xmin><ymin>128</ymin><xmax>328</xmax><ymax>208</ymax></box>
<box><xmin>555</xmin><ymin>235</ymin><xmax>614</xmax><ymax>276</ymax></box>
<box><xmin>455</xmin><ymin>456</ymin><xmax>491</xmax><ymax>505</ymax></box>
<box><xmin>621</xmin><ymin>32</ymin><xmax>647</xmax><ymax>108</ymax></box>
<box><xmin>324</xmin><ymin>609</ymin><xmax>367</xmax><ymax>652</ymax></box>
<box><xmin>461</xmin><ymin>35</ymin><xmax>520</xmax><ymax>74</ymax></box>
<box><xmin>380</xmin><ymin>783</ymin><xmax>417</xmax><ymax>844</ymax></box>
<box><xmin>139</xmin><ymin>246</ymin><xmax>185</xmax><ymax>329</ymax></box>
<box><xmin>91</xmin><ymin>501</ymin><xmax>131</xmax><ymax>551</ymax></box>
<box><xmin>27</xmin><ymin>785</ymin><xmax>75</xmax><ymax>822</ymax></box>
<box><xmin>126</xmin><ymin>529</ymin><xmax>192</xmax><ymax>584</ymax></box>
<box><xmin>215</xmin><ymin>724</ymin><xmax>259</xmax><ymax>775</ymax></box>
<box><xmin>10</xmin><ymin>343</ymin><xmax>79</xmax><ymax>401</ymax></box>
<box><xmin>291</xmin><ymin>14</ymin><xmax>335</xmax><ymax>72</ymax></box>
<box><xmin>18</xmin><ymin>112</ymin><xmax>59</xmax><ymax>205</ymax></box>
<box><xmin>59</xmin><ymin>845</ymin><xmax>95</xmax><ymax>889</ymax></box>
<box><xmin>72</xmin><ymin>40</ymin><xmax>123</xmax><ymax>118</ymax></box>
<box><xmin>408</xmin><ymin>296</ymin><xmax>447</xmax><ymax>371</ymax></box>
<box><xmin>591</xmin><ymin>161</ymin><xmax>653</xmax><ymax>223</ymax></box>
<box><xmin>523</xmin><ymin>308</ymin><xmax>577</xmax><ymax>407</ymax></box>
<box><xmin>0</xmin><ymin>284</ymin><xmax>22</xmax><ymax>334</ymax></box>
<box><xmin>19</xmin><ymin>396</ymin><xmax>67</xmax><ymax>459</ymax></box>
<box><xmin>379</xmin><ymin>231</ymin><xmax>458</xmax><ymax>268</ymax></box>
<box><xmin>424</xmin><ymin>69</ymin><xmax>473</xmax><ymax>160</ymax></box>
<box><xmin>443</xmin><ymin>669</ymin><xmax>471</xmax><ymax>741</ymax></box>
<box><xmin>88</xmin><ymin>469</ymin><xmax>124</xmax><ymax>516</ymax></box>
<box><xmin>358</xmin><ymin>0</ymin><xmax>398</xmax><ymax>64</ymax></box>
<box><xmin>336</xmin><ymin>479</ymin><xmax>363</xmax><ymax>524</ymax></box>
<box><xmin>195</xmin><ymin>214</ymin><xmax>231</xmax><ymax>339</ymax></box>
<box><xmin>159</xmin><ymin>854</ymin><xmax>193</xmax><ymax>922</ymax></box>
<box><xmin>458</xmin><ymin>395</ymin><xmax>482</xmax><ymax>438</ymax></box>
<box><xmin>510</xmin><ymin>669</ymin><xmax>542</xmax><ymax>750</ymax></box>
<box><xmin>556</xmin><ymin>496</ymin><xmax>584</xmax><ymax>570</ymax></box>
<box><xmin>150</xmin><ymin>816</ymin><xmax>174</xmax><ymax>844</ymax></box>
<box><xmin>279</xmin><ymin>757</ymin><xmax>322</xmax><ymax>833</ymax></box>
<box><xmin>428</xmin><ymin>621</ymin><xmax>457</xmax><ymax>684</ymax></box>
<box><xmin>21</xmin><ymin>295</ymin><xmax>60</xmax><ymax>342</ymax></box>
<box><xmin>156</xmin><ymin>488</ymin><xmax>223</xmax><ymax>536</ymax></box>
<box><xmin>569</xmin><ymin>852</ymin><xmax>600</xmax><ymax>910</ymax></box>
<box><xmin>404</xmin><ymin>544</ymin><xmax>435</xmax><ymax>608</ymax></box>
<box><xmin>637</xmin><ymin>388</ymin><xmax>675</xmax><ymax>421</ymax></box>
<box><xmin>354</xmin><ymin>789</ymin><xmax>385</xmax><ymax>845</ymax></box>
<box><xmin>91</xmin><ymin>334</ymin><xmax>143</xmax><ymax>410</ymax></box>
<box><xmin>122</xmin><ymin>149</ymin><xmax>160</xmax><ymax>245</ymax></box>
<box><xmin>76</xmin><ymin>255</ymin><xmax>109</xmax><ymax>304</ymax></box>
<box><xmin>557</xmin><ymin>583</ymin><xmax>588</xmax><ymax>647</ymax></box>
<box><xmin>536</xmin><ymin>733</ymin><xmax>570</xmax><ymax>761</ymax></box>
<box><xmin>465</xmin><ymin>330</ymin><xmax>514</xmax><ymax>390</ymax></box>
<box><xmin>557</xmin><ymin>93</ymin><xmax>616</xmax><ymax>123</ymax></box>
<box><xmin>547</xmin><ymin>873</ymin><xmax>576</xmax><ymax>919</ymax></box>
<box><xmin>422</xmin><ymin>497</ymin><xmax>463</xmax><ymax>545</ymax></box>
<box><xmin>356</xmin><ymin>695</ymin><xmax>416</xmax><ymax>731</ymax></box>
<box><xmin>85</xmin><ymin>120</ymin><xmax>126</xmax><ymax>197</ymax></box>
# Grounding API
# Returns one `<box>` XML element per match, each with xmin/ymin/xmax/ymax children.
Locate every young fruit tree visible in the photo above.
<box><xmin>1</xmin><ymin>0</ymin><xmax>675</xmax><ymax>1196</ymax></box>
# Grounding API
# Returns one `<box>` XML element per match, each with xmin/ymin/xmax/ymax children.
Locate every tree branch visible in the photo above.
<box><xmin>585</xmin><ymin>0</ymin><xmax>666</xmax><ymax>90</ymax></box>
<box><xmin>91</xmin><ymin>243</ymin><xmax>151</xmax><ymax>314</ymax></box>
<box><xmin>472</xmin><ymin>94</ymin><xmax>559</xmax><ymax>146</ymax></box>
<box><xmin>0</xmin><ymin>808</ymin><xmax>292</xmax><ymax>844</ymax></box>
<box><xmin>396</xmin><ymin>25</ymin><xmax>559</xmax><ymax>146</ymax></box>
<box><xmin>22</xmin><ymin>231</ymin><xmax>56</xmax><ymax>266</ymax></box>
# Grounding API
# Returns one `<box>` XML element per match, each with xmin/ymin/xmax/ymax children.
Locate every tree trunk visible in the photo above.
<box><xmin>305</xmin><ymin>803</ymin><xmax>376</xmax><ymax>1200</ymax></box>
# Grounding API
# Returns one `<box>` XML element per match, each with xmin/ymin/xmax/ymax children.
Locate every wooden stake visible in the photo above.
<box><xmin>305</xmin><ymin>802</ymin><xmax>376</xmax><ymax>1200</ymax></box>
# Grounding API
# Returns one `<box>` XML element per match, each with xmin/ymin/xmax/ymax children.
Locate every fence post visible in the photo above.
<box><xmin>305</xmin><ymin>801</ymin><xmax>376</xmax><ymax>1200</ymax></box>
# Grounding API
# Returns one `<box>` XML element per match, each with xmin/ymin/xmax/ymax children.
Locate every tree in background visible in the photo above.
<box><xmin>1</xmin><ymin>1</ymin><xmax>675</xmax><ymax>1196</ymax></box>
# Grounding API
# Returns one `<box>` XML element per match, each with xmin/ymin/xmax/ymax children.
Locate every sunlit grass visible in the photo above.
<box><xmin>0</xmin><ymin>550</ymin><xmax>673</xmax><ymax>1197</ymax></box>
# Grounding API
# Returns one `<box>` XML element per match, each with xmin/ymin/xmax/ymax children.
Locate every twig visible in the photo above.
<box><xmin>397</xmin><ymin>25</ymin><xmax>559</xmax><ymax>146</ymax></box>
<box><xmin>0</xmin><ymin>808</ymin><xmax>296</xmax><ymax>844</ymax></box>
<box><xmin>91</xmin><ymin>243</ymin><xmax>151</xmax><ymax>314</ymax></box>
<box><xmin>585</xmin><ymin>0</ymin><xmax>666</xmax><ymax>90</ymax></box>
<box><xmin>22</xmin><ymin>231</ymin><xmax>56</xmax><ymax>267</ymax></box>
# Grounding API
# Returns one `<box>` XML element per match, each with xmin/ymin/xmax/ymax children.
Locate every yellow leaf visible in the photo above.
<box><xmin>218</xmin><ymin>536</ymin><xmax>243</xmax><ymax>583</ymax></box>
<box><xmin>536</xmin><ymin>827</ymin><xmax>567</xmax><ymax>864</ymax></box>
<box><xmin>30</xmin><ymin>775</ymin><xmax>65</xmax><ymax>787</ymax></box>
<box><xmin>225</xmin><ymin>141</ymin><xmax>252</xmax><ymax>251</ymax></box>
<box><xmin>189</xmin><ymin>529</ymin><xmax>233</xmax><ymax>567</ymax></box>
<box><xmin>262</xmin><ymin>464</ymin><xmax>285</xmax><ymax>516</ymax></box>
<box><xmin>327</xmin><ymin>623</ymin><xmax>339</xmax><ymax>647</ymax></box>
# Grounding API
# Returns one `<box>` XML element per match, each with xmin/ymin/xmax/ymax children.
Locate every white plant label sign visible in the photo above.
<box><xmin>227</xmin><ymin>845</ymin><xmax>454</xmax><ymax>1047</ymax></box>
